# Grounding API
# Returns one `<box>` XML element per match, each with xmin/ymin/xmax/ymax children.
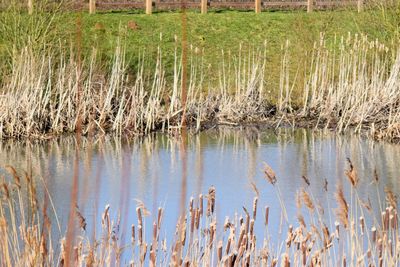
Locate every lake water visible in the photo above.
<box><xmin>1</xmin><ymin>127</ymin><xmax>399</xmax><ymax>260</ymax></box>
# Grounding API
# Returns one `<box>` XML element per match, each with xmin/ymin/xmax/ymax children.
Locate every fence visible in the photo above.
<box><xmin>21</xmin><ymin>0</ymin><xmax>364</xmax><ymax>15</ymax></box>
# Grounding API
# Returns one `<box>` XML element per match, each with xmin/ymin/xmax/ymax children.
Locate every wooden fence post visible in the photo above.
<box><xmin>201</xmin><ymin>0</ymin><xmax>207</xmax><ymax>14</ymax></box>
<box><xmin>255</xmin><ymin>0</ymin><xmax>261</xmax><ymax>13</ymax></box>
<box><xmin>146</xmin><ymin>0</ymin><xmax>152</xmax><ymax>14</ymax></box>
<box><xmin>357</xmin><ymin>0</ymin><xmax>363</xmax><ymax>13</ymax></box>
<box><xmin>89</xmin><ymin>0</ymin><xmax>96</xmax><ymax>14</ymax></box>
<box><xmin>307</xmin><ymin>0</ymin><xmax>312</xmax><ymax>13</ymax></box>
<box><xmin>28</xmin><ymin>0</ymin><xmax>33</xmax><ymax>14</ymax></box>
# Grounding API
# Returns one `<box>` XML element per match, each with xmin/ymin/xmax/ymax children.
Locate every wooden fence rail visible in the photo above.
<box><xmin>23</xmin><ymin>0</ymin><xmax>364</xmax><ymax>15</ymax></box>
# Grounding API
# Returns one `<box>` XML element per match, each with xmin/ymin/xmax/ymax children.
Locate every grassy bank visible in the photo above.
<box><xmin>0</xmin><ymin>7</ymin><xmax>398</xmax><ymax>84</ymax></box>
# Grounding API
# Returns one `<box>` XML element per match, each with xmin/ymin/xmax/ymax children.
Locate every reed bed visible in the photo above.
<box><xmin>0</xmin><ymin>158</ymin><xmax>399</xmax><ymax>266</ymax></box>
<box><xmin>0</xmin><ymin>38</ymin><xmax>271</xmax><ymax>139</ymax></box>
<box><xmin>2</xmin><ymin>31</ymin><xmax>400</xmax><ymax>141</ymax></box>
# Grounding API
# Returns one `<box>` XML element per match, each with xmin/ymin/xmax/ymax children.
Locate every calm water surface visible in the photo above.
<box><xmin>1</xmin><ymin>128</ymin><xmax>399</xmax><ymax>256</ymax></box>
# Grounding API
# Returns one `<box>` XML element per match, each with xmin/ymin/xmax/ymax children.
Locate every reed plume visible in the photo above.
<box><xmin>335</xmin><ymin>185</ymin><xmax>349</xmax><ymax>228</ymax></box>
<box><xmin>263</xmin><ymin>162</ymin><xmax>277</xmax><ymax>185</ymax></box>
<box><xmin>301</xmin><ymin>188</ymin><xmax>315</xmax><ymax>212</ymax></box>
<box><xmin>345</xmin><ymin>158</ymin><xmax>358</xmax><ymax>187</ymax></box>
<box><xmin>385</xmin><ymin>187</ymin><xmax>397</xmax><ymax>210</ymax></box>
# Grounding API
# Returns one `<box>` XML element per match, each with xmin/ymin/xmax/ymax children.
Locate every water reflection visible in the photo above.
<box><xmin>1</xmin><ymin>128</ymin><xmax>400</xmax><ymax>251</ymax></box>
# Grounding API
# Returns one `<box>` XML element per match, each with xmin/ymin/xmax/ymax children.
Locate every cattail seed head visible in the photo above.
<box><xmin>265</xmin><ymin>206</ymin><xmax>270</xmax><ymax>226</ymax></box>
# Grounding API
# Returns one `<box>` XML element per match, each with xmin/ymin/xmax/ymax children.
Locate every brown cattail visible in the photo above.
<box><xmin>241</xmin><ymin>235</ymin><xmax>248</xmax><ymax>249</ymax></box>
<box><xmin>140</xmin><ymin>243</ymin><xmax>147</xmax><ymax>264</ymax></box>
<box><xmin>390</xmin><ymin>211</ymin><xmax>398</xmax><ymax>229</ymax></box>
<box><xmin>181</xmin><ymin>218</ymin><xmax>187</xmax><ymax>246</ymax></box>
<box><xmin>301</xmin><ymin>242</ymin><xmax>307</xmax><ymax>266</ymax></box>
<box><xmin>335</xmin><ymin>221</ymin><xmax>340</xmax><ymax>240</ymax></box>
<box><xmin>286</xmin><ymin>225</ymin><xmax>293</xmax><ymax>248</ymax></box>
<box><xmin>131</xmin><ymin>224</ymin><xmax>136</xmax><ymax>245</ymax></box>
<box><xmin>153</xmin><ymin>222</ymin><xmax>157</xmax><ymax>243</ymax></box>
<box><xmin>150</xmin><ymin>248</ymin><xmax>156</xmax><ymax>267</ymax></box>
<box><xmin>239</xmin><ymin>216</ymin><xmax>244</xmax><ymax>226</ymax></box>
<box><xmin>157</xmin><ymin>207</ymin><xmax>163</xmax><ymax>229</ymax></box>
<box><xmin>265</xmin><ymin>206</ymin><xmax>270</xmax><ymax>226</ymax></box>
<box><xmin>137</xmin><ymin>207</ymin><xmax>143</xmax><ymax>227</ymax></box>
<box><xmin>237</xmin><ymin>245</ymin><xmax>245</xmax><ymax>262</ymax></box>
<box><xmin>382</xmin><ymin>211</ymin><xmax>389</xmax><ymax>230</ymax></box>
<box><xmin>209</xmin><ymin>222</ymin><xmax>215</xmax><ymax>247</ymax></box>
<box><xmin>371</xmin><ymin>227</ymin><xmax>377</xmax><ymax>243</ymax></box>
<box><xmin>253</xmin><ymin>197</ymin><xmax>258</xmax><ymax>220</ymax></box>
<box><xmin>359</xmin><ymin>216</ymin><xmax>365</xmax><ymax>235</ymax></box>
<box><xmin>195</xmin><ymin>208</ymin><xmax>200</xmax><ymax>230</ymax></box>
<box><xmin>190</xmin><ymin>208</ymin><xmax>195</xmax><ymax>234</ymax></box>
<box><xmin>237</xmin><ymin>226</ymin><xmax>245</xmax><ymax>249</ymax></box>
<box><xmin>250</xmin><ymin>219</ymin><xmax>255</xmax><ymax>237</ymax></box>
<box><xmin>189</xmin><ymin>197</ymin><xmax>194</xmax><ymax>212</ymax></box>
<box><xmin>282</xmin><ymin>253</ymin><xmax>290</xmax><ymax>267</ymax></box>
<box><xmin>199</xmin><ymin>194</ymin><xmax>203</xmax><ymax>217</ymax></box>
<box><xmin>225</xmin><ymin>236</ymin><xmax>232</xmax><ymax>254</ymax></box>
<box><xmin>207</xmin><ymin>186</ymin><xmax>216</xmax><ymax>216</ymax></box>
<box><xmin>217</xmin><ymin>240</ymin><xmax>223</xmax><ymax>262</ymax></box>
<box><xmin>138</xmin><ymin>225</ymin><xmax>143</xmax><ymax>245</ymax></box>
<box><xmin>244</xmin><ymin>212</ymin><xmax>250</xmax><ymax>234</ymax></box>
<box><xmin>377</xmin><ymin>238</ymin><xmax>383</xmax><ymax>258</ymax></box>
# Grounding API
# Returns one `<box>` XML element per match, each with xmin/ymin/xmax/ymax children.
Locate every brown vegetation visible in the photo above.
<box><xmin>1</xmin><ymin>158</ymin><xmax>399</xmax><ymax>266</ymax></box>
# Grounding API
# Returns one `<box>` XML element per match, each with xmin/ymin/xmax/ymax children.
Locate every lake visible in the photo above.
<box><xmin>1</xmin><ymin>127</ymin><xmax>399</xmax><ymax>264</ymax></box>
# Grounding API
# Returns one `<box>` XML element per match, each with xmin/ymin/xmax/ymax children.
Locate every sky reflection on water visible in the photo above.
<box><xmin>1</xmin><ymin>127</ymin><xmax>400</xmax><ymax>259</ymax></box>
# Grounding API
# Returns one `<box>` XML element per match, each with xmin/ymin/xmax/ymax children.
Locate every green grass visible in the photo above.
<box><xmin>0</xmin><ymin>7</ymin><xmax>399</xmax><ymax>97</ymax></box>
<box><xmin>70</xmin><ymin>10</ymin><xmax>363</xmax><ymax>65</ymax></box>
<box><xmin>43</xmin><ymin>9</ymin><xmax>392</xmax><ymax>95</ymax></box>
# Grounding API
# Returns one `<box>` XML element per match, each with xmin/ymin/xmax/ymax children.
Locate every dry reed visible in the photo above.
<box><xmin>1</xmin><ymin>159</ymin><xmax>400</xmax><ymax>266</ymax></box>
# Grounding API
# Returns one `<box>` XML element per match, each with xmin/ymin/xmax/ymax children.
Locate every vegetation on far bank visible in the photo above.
<box><xmin>1</xmin><ymin>2</ymin><xmax>400</xmax><ymax>140</ymax></box>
